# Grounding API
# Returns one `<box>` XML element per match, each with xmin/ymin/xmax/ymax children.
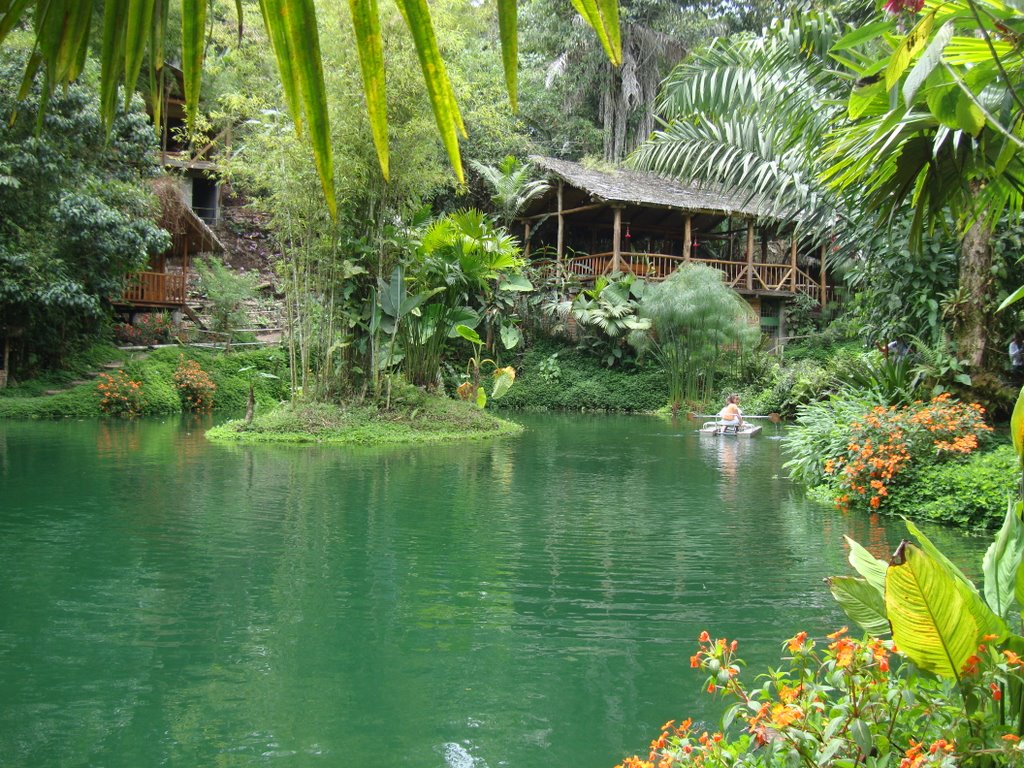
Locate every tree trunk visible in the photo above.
<box><xmin>245</xmin><ymin>383</ymin><xmax>255</xmax><ymax>426</ymax></box>
<box><xmin>958</xmin><ymin>217</ymin><xmax>993</xmax><ymax>370</ymax></box>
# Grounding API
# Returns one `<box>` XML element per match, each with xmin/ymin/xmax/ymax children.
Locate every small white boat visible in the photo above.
<box><xmin>699</xmin><ymin>421</ymin><xmax>762</xmax><ymax>437</ymax></box>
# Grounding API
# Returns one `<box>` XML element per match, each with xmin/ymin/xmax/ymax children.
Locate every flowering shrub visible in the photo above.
<box><xmin>616</xmin><ymin>628</ymin><xmax>1024</xmax><ymax>768</ymax></box>
<box><xmin>173</xmin><ymin>355</ymin><xmax>216</xmax><ymax>411</ymax></box>
<box><xmin>821</xmin><ymin>394</ymin><xmax>991</xmax><ymax>511</ymax></box>
<box><xmin>113</xmin><ymin>312</ymin><xmax>183</xmax><ymax>346</ymax></box>
<box><xmin>96</xmin><ymin>370</ymin><xmax>144</xmax><ymax>416</ymax></box>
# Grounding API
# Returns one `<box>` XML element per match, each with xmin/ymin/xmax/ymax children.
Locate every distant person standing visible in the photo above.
<box><xmin>887</xmin><ymin>338</ymin><xmax>910</xmax><ymax>360</ymax></box>
<box><xmin>1011</xmin><ymin>334</ymin><xmax>1024</xmax><ymax>379</ymax></box>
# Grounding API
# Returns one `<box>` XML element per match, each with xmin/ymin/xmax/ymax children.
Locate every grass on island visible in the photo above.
<box><xmin>206</xmin><ymin>391</ymin><xmax>524</xmax><ymax>445</ymax></box>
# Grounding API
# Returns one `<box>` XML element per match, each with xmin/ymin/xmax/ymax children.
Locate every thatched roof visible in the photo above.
<box><xmin>152</xmin><ymin>176</ymin><xmax>224</xmax><ymax>254</ymax></box>
<box><xmin>528</xmin><ymin>156</ymin><xmax>784</xmax><ymax>220</ymax></box>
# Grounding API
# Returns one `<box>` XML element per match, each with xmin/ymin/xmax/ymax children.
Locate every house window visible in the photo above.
<box><xmin>192</xmin><ymin>177</ymin><xmax>219</xmax><ymax>226</ymax></box>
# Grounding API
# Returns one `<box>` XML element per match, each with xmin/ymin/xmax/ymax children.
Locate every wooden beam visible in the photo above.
<box><xmin>521</xmin><ymin>202</ymin><xmax>605</xmax><ymax>221</ymax></box>
<box><xmin>684</xmin><ymin>214</ymin><xmax>692</xmax><ymax>262</ymax></box>
<box><xmin>524</xmin><ymin>222</ymin><xmax>531</xmax><ymax>259</ymax></box>
<box><xmin>790</xmin><ymin>234</ymin><xmax>798</xmax><ymax>292</ymax></box>
<box><xmin>612</xmin><ymin>207</ymin><xmax>622</xmax><ymax>273</ymax></box>
<box><xmin>556</xmin><ymin>180</ymin><xmax>564</xmax><ymax>264</ymax></box>
<box><xmin>746</xmin><ymin>219</ymin><xmax>755</xmax><ymax>290</ymax></box>
<box><xmin>820</xmin><ymin>242</ymin><xmax>828</xmax><ymax>307</ymax></box>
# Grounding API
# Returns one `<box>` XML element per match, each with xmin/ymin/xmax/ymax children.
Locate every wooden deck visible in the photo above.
<box><xmin>117</xmin><ymin>271</ymin><xmax>188</xmax><ymax>307</ymax></box>
<box><xmin>554</xmin><ymin>252</ymin><xmax>826</xmax><ymax>304</ymax></box>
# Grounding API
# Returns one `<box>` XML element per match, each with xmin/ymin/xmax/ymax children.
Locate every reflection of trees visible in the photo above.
<box><xmin>1</xmin><ymin>416</ymin><xmax>992</xmax><ymax>767</ymax></box>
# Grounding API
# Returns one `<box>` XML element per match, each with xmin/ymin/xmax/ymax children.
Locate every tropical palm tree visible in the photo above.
<box><xmin>0</xmin><ymin>0</ymin><xmax>623</xmax><ymax>218</ymax></box>
<box><xmin>469</xmin><ymin>156</ymin><xmax>551</xmax><ymax>227</ymax></box>
<box><xmin>822</xmin><ymin>0</ymin><xmax>1024</xmax><ymax>369</ymax></box>
<box><xmin>627</xmin><ymin>12</ymin><xmax>851</xmax><ymax>235</ymax></box>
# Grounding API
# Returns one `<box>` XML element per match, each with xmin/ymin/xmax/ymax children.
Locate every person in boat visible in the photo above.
<box><xmin>718</xmin><ymin>394</ymin><xmax>744</xmax><ymax>428</ymax></box>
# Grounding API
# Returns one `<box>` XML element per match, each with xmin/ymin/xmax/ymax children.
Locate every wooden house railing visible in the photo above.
<box><xmin>556</xmin><ymin>252</ymin><xmax>827</xmax><ymax>305</ymax></box>
<box><xmin>121</xmin><ymin>271</ymin><xmax>187</xmax><ymax>306</ymax></box>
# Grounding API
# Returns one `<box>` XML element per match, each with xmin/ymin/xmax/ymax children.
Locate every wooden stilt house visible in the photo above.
<box><xmin>113</xmin><ymin>177</ymin><xmax>224</xmax><ymax>320</ymax></box>
<box><xmin>521</xmin><ymin>156</ymin><xmax>834</xmax><ymax>341</ymax></box>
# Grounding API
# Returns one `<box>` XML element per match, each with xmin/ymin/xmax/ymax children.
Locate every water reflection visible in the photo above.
<box><xmin>0</xmin><ymin>414</ymin><xmax>990</xmax><ymax>768</ymax></box>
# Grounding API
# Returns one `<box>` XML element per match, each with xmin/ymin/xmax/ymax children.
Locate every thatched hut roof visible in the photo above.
<box><xmin>527</xmin><ymin>156</ymin><xmax>783</xmax><ymax>220</ymax></box>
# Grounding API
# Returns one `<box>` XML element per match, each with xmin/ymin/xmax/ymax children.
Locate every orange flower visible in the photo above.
<box><xmin>786</xmin><ymin>631</ymin><xmax>808</xmax><ymax>652</ymax></box>
<box><xmin>698</xmin><ymin>630</ymin><xmax>710</xmax><ymax>642</ymax></box>
<box><xmin>827</xmin><ymin>627</ymin><xmax>848</xmax><ymax>639</ymax></box>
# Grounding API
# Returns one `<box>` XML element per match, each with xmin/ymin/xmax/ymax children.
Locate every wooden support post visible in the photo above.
<box><xmin>556</xmin><ymin>180</ymin><xmax>564</xmax><ymax>264</ymax></box>
<box><xmin>523</xmin><ymin>222</ymin><xmax>531</xmax><ymax>259</ymax></box>
<box><xmin>683</xmin><ymin>214</ymin><xmax>692</xmax><ymax>262</ymax></box>
<box><xmin>790</xmin><ymin>234</ymin><xmax>798</xmax><ymax>292</ymax></box>
<box><xmin>819</xmin><ymin>242</ymin><xmax>828</xmax><ymax>308</ymax></box>
<box><xmin>745</xmin><ymin>219</ymin><xmax>755</xmax><ymax>290</ymax></box>
<box><xmin>612</xmin><ymin>207</ymin><xmax>622</xmax><ymax>273</ymax></box>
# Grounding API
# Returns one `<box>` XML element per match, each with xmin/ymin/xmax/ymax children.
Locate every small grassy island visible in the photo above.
<box><xmin>207</xmin><ymin>389</ymin><xmax>523</xmax><ymax>446</ymax></box>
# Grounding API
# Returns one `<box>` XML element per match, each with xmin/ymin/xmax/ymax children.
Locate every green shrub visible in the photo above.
<box><xmin>497</xmin><ymin>337</ymin><xmax>667</xmax><ymax>411</ymax></box>
<box><xmin>885</xmin><ymin>444</ymin><xmax>1018</xmax><ymax>528</ymax></box>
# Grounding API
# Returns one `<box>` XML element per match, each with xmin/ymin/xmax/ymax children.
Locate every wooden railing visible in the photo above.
<box><xmin>560</xmin><ymin>253</ymin><xmax>828</xmax><ymax>304</ymax></box>
<box><xmin>121</xmin><ymin>271</ymin><xmax>187</xmax><ymax>306</ymax></box>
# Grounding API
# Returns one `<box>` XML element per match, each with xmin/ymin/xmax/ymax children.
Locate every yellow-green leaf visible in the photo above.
<box><xmin>569</xmin><ymin>0</ymin><xmax>621</xmax><ymax>67</ymax></box>
<box><xmin>1011</xmin><ymin>385</ymin><xmax>1024</xmax><ymax>465</ymax></box>
<box><xmin>394</xmin><ymin>0</ymin><xmax>465</xmax><ymax>183</ymax></box>
<box><xmin>845</xmin><ymin>535</ymin><xmax>887</xmax><ymax>595</ymax></box>
<box><xmin>955</xmin><ymin>88</ymin><xmax>985</xmax><ymax>135</ymax></box>
<box><xmin>886</xmin><ymin>541</ymin><xmax>1006</xmax><ymax>681</ymax></box>
<box><xmin>885</xmin><ymin>11</ymin><xmax>933</xmax><ymax>91</ymax></box>
<box><xmin>279</xmin><ymin>0</ymin><xmax>336</xmax><ymax>218</ymax></box>
<box><xmin>0</xmin><ymin>0</ymin><xmax>32</xmax><ymax>47</ymax></box>
<box><xmin>99</xmin><ymin>0</ymin><xmax>127</xmax><ymax>129</ymax></box>
<box><xmin>124</xmin><ymin>0</ymin><xmax>156</xmax><ymax>110</ymax></box>
<box><xmin>348</xmin><ymin>0</ymin><xmax>389</xmax><ymax>180</ymax></box>
<box><xmin>259</xmin><ymin>0</ymin><xmax>303</xmax><ymax>135</ymax></box>
<box><xmin>182</xmin><ymin>0</ymin><xmax>207</xmax><ymax>129</ymax></box>
<box><xmin>828</xmin><ymin>575</ymin><xmax>890</xmax><ymax>637</ymax></box>
<box><xmin>984</xmin><ymin>500</ymin><xmax>1024</xmax><ymax>619</ymax></box>
<box><xmin>496</xmin><ymin>0</ymin><xmax>517</xmax><ymax>110</ymax></box>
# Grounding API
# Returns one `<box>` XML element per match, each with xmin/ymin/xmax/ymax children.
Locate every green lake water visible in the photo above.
<box><xmin>0</xmin><ymin>413</ymin><xmax>988</xmax><ymax>767</ymax></box>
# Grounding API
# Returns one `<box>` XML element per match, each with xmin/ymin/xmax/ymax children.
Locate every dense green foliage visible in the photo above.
<box><xmin>496</xmin><ymin>337</ymin><xmax>667</xmax><ymax>411</ymax></box>
<box><xmin>0</xmin><ymin>40</ymin><xmax>169</xmax><ymax>376</ymax></box>
<box><xmin>0</xmin><ymin>347</ymin><xmax>287</xmax><ymax>418</ymax></box>
<box><xmin>884</xmin><ymin>444</ymin><xmax>1018</xmax><ymax>529</ymax></box>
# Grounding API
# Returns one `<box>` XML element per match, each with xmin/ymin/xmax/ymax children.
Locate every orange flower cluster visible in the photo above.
<box><xmin>96</xmin><ymin>370</ymin><xmax>144</xmax><ymax>417</ymax></box>
<box><xmin>824</xmin><ymin>396</ymin><xmax>991</xmax><ymax>511</ymax></box>
<box><xmin>173</xmin><ymin>355</ymin><xmax>216</xmax><ymax>412</ymax></box>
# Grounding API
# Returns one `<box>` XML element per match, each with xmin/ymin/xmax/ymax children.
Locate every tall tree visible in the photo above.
<box><xmin>824</xmin><ymin>0</ymin><xmax>1024</xmax><ymax>369</ymax></box>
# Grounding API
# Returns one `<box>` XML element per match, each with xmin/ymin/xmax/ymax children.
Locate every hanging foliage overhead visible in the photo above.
<box><xmin>0</xmin><ymin>0</ymin><xmax>622</xmax><ymax>219</ymax></box>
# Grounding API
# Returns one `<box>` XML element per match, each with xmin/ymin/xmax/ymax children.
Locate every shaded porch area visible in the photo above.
<box><xmin>522</xmin><ymin>156</ymin><xmax>833</xmax><ymax>307</ymax></box>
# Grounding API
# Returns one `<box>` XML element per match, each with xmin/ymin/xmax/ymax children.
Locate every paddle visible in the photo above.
<box><xmin>688</xmin><ymin>411</ymin><xmax>783</xmax><ymax>423</ymax></box>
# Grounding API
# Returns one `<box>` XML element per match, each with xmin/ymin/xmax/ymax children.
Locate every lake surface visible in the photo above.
<box><xmin>0</xmin><ymin>413</ymin><xmax>987</xmax><ymax>767</ymax></box>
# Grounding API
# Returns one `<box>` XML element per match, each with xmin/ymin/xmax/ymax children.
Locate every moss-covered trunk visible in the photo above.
<box><xmin>958</xmin><ymin>217</ymin><xmax>993</xmax><ymax>371</ymax></box>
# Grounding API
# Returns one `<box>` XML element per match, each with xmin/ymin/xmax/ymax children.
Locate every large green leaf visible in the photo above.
<box><xmin>984</xmin><ymin>500</ymin><xmax>1024</xmax><ymax>619</ymax></box>
<box><xmin>99</xmin><ymin>0</ymin><xmax>127</xmax><ymax>130</ymax></box>
<box><xmin>394</xmin><ymin>0</ymin><xmax>465</xmax><ymax>183</ymax></box>
<box><xmin>181</xmin><ymin>0</ymin><xmax>207</xmax><ymax>129</ymax></box>
<box><xmin>906</xmin><ymin>519</ymin><xmax>976</xmax><ymax>591</ymax></box>
<box><xmin>259</xmin><ymin>0</ymin><xmax>303</xmax><ymax>134</ymax></box>
<box><xmin>885</xmin><ymin>541</ymin><xmax>1007</xmax><ymax>680</ymax></box>
<box><xmin>124</xmin><ymin>0</ymin><xmax>155</xmax><ymax>110</ymax></box>
<box><xmin>885</xmin><ymin>11</ymin><xmax>933</xmax><ymax>91</ymax></box>
<box><xmin>827</xmin><ymin>575</ymin><xmax>890</xmax><ymax>637</ymax></box>
<box><xmin>496</xmin><ymin>0</ymin><xmax>517</xmax><ymax>110</ymax></box>
<box><xmin>491</xmin><ymin>366</ymin><xmax>515</xmax><ymax>400</ymax></box>
<box><xmin>455</xmin><ymin>324</ymin><xmax>483</xmax><ymax>345</ymax></box>
<box><xmin>279</xmin><ymin>0</ymin><xmax>336</xmax><ymax>218</ymax></box>
<box><xmin>845</xmin><ymin>535</ymin><xmax>887</xmax><ymax>596</ymax></box>
<box><xmin>348</xmin><ymin>0</ymin><xmax>389</xmax><ymax>180</ymax></box>
<box><xmin>568</xmin><ymin>0</ymin><xmax>621</xmax><ymax>66</ymax></box>
<box><xmin>902</xmin><ymin>20</ymin><xmax>952</xmax><ymax>108</ymax></box>
<box><xmin>1011</xmin><ymin>385</ymin><xmax>1024</xmax><ymax>466</ymax></box>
